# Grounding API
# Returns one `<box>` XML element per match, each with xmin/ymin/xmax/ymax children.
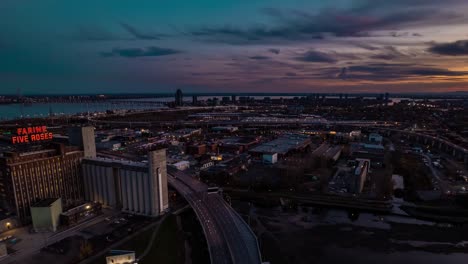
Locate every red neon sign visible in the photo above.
<box><xmin>11</xmin><ymin>126</ymin><xmax>53</xmax><ymax>144</ymax></box>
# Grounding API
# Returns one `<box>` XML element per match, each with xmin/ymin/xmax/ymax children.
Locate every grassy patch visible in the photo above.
<box><xmin>93</xmin><ymin>215</ymin><xmax>185</xmax><ymax>264</ymax></box>
<box><xmin>140</xmin><ymin>215</ymin><xmax>184</xmax><ymax>264</ymax></box>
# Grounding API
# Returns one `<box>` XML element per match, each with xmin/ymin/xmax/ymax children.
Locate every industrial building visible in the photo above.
<box><xmin>350</xmin><ymin>143</ymin><xmax>385</xmax><ymax>167</ymax></box>
<box><xmin>249</xmin><ymin>134</ymin><xmax>311</xmax><ymax>156</ymax></box>
<box><xmin>60</xmin><ymin>202</ymin><xmax>102</xmax><ymax>226</ymax></box>
<box><xmin>68</xmin><ymin>126</ymin><xmax>97</xmax><ymax>158</ymax></box>
<box><xmin>0</xmin><ymin>144</ymin><xmax>85</xmax><ymax>222</ymax></box>
<box><xmin>354</xmin><ymin>159</ymin><xmax>370</xmax><ymax>194</ymax></box>
<box><xmin>30</xmin><ymin>198</ymin><xmax>62</xmax><ymax>232</ymax></box>
<box><xmin>82</xmin><ymin>149</ymin><xmax>169</xmax><ymax>217</ymax></box>
<box><xmin>106</xmin><ymin>250</ymin><xmax>136</xmax><ymax>264</ymax></box>
<box><xmin>170</xmin><ymin>160</ymin><xmax>190</xmax><ymax>171</ymax></box>
<box><xmin>0</xmin><ymin>126</ymin><xmax>96</xmax><ymax>223</ymax></box>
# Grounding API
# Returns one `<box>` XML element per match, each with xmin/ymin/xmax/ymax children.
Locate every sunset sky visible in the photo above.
<box><xmin>2</xmin><ymin>0</ymin><xmax>468</xmax><ymax>94</ymax></box>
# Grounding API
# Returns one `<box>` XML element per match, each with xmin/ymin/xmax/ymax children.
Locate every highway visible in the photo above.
<box><xmin>167</xmin><ymin>167</ymin><xmax>262</xmax><ymax>264</ymax></box>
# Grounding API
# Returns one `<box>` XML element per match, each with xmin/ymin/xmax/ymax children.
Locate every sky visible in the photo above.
<box><xmin>2</xmin><ymin>0</ymin><xmax>468</xmax><ymax>94</ymax></box>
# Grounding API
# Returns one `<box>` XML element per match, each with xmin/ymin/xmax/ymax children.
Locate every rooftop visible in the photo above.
<box><xmin>250</xmin><ymin>134</ymin><xmax>310</xmax><ymax>155</ymax></box>
<box><xmin>31</xmin><ymin>198</ymin><xmax>60</xmax><ymax>208</ymax></box>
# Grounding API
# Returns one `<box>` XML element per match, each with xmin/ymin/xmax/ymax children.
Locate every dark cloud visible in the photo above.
<box><xmin>249</xmin><ymin>56</ymin><xmax>270</xmax><ymax>60</ymax></box>
<box><xmin>101</xmin><ymin>46</ymin><xmax>180</xmax><ymax>58</ymax></box>
<box><xmin>296</xmin><ymin>50</ymin><xmax>337</xmax><ymax>63</ymax></box>
<box><xmin>338</xmin><ymin>63</ymin><xmax>468</xmax><ymax>81</ymax></box>
<box><xmin>428</xmin><ymin>40</ymin><xmax>468</xmax><ymax>55</ymax></box>
<box><xmin>268</xmin><ymin>48</ymin><xmax>281</xmax><ymax>54</ymax></box>
<box><xmin>353</xmin><ymin>43</ymin><xmax>379</xmax><ymax>51</ymax></box>
<box><xmin>338</xmin><ymin>67</ymin><xmax>347</xmax><ymax>79</ymax></box>
<box><xmin>189</xmin><ymin>1</ymin><xmax>467</xmax><ymax>44</ymax></box>
<box><xmin>370</xmin><ymin>46</ymin><xmax>406</xmax><ymax>60</ymax></box>
<box><xmin>120</xmin><ymin>23</ymin><xmax>169</xmax><ymax>40</ymax></box>
<box><xmin>350</xmin><ymin>0</ymin><xmax>466</xmax><ymax>12</ymax></box>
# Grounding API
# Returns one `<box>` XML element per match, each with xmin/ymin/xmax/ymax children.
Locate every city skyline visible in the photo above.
<box><xmin>3</xmin><ymin>0</ymin><xmax>468</xmax><ymax>94</ymax></box>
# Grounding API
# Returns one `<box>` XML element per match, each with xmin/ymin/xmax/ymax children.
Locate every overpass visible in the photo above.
<box><xmin>167</xmin><ymin>167</ymin><xmax>262</xmax><ymax>264</ymax></box>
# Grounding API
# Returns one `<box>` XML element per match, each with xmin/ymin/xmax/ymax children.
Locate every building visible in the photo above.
<box><xmin>186</xmin><ymin>143</ymin><xmax>207</xmax><ymax>156</ymax></box>
<box><xmin>311</xmin><ymin>144</ymin><xmax>343</xmax><ymax>167</ymax></box>
<box><xmin>262</xmin><ymin>153</ymin><xmax>278</xmax><ymax>164</ymax></box>
<box><xmin>349</xmin><ymin>130</ymin><xmax>362</xmax><ymax>140</ymax></box>
<box><xmin>30</xmin><ymin>198</ymin><xmax>62</xmax><ymax>232</ymax></box>
<box><xmin>82</xmin><ymin>149</ymin><xmax>169</xmax><ymax>217</ymax></box>
<box><xmin>351</xmin><ymin>143</ymin><xmax>385</xmax><ymax>167</ymax></box>
<box><xmin>60</xmin><ymin>202</ymin><xmax>102</xmax><ymax>226</ymax></box>
<box><xmin>68</xmin><ymin>126</ymin><xmax>97</xmax><ymax>158</ymax></box>
<box><xmin>165</xmin><ymin>128</ymin><xmax>202</xmax><ymax>140</ymax></box>
<box><xmin>96</xmin><ymin>141</ymin><xmax>122</xmax><ymax>151</ymax></box>
<box><xmin>368</xmin><ymin>133</ymin><xmax>383</xmax><ymax>144</ymax></box>
<box><xmin>250</xmin><ymin>134</ymin><xmax>311</xmax><ymax>157</ymax></box>
<box><xmin>212</xmin><ymin>126</ymin><xmax>239</xmax><ymax>133</ymax></box>
<box><xmin>222</xmin><ymin>97</ymin><xmax>231</xmax><ymax>104</ymax></box>
<box><xmin>170</xmin><ymin>160</ymin><xmax>190</xmax><ymax>171</ymax></box>
<box><xmin>0</xmin><ymin>144</ymin><xmax>85</xmax><ymax>222</ymax></box>
<box><xmin>106</xmin><ymin>250</ymin><xmax>136</xmax><ymax>264</ymax></box>
<box><xmin>192</xmin><ymin>95</ymin><xmax>198</xmax><ymax>105</ymax></box>
<box><xmin>198</xmin><ymin>158</ymin><xmax>214</xmax><ymax>170</ymax></box>
<box><xmin>354</xmin><ymin>159</ymin><xmax>370</xmax><ymax>194</ymax></box>
<box><xmin>175</xmin><ymin>89</ymin><xmax>183</xmax><ymax>106</ymax></box>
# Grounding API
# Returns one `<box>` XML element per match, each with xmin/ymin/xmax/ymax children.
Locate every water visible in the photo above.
<box><xmin>0</xmin><ymin>96</ymin><xmax>457</xmax><ymax>121</ymax></box>
<box><xmin>0</xmin><ymin>102</ymin><xmax>163</xmax><ymax>120</ymax></box>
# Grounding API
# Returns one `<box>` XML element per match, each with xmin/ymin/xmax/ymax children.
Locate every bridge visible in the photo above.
<box><xmin>167</xmin><ymin>167</ymin><xmax>262</xmax><ymax>264</ymax></box>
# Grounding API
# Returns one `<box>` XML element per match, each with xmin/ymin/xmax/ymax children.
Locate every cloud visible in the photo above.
<box><xmin>370</xmin><ymin>46</ymin><xmax>406</xmax><ymax>60</ymax></box>
<box><xmin>296</xmin><ymin>50</ymin><xmax>337</xmax><ymax>63</ymax></box>
<box><xmin>101</xmin><ymin>46</ymin><xmax>180</xmax><ymax>58</ymax></box>
<box><xmin>353</xmin><ymin>43</ymin><xmax>379</xmax><ymax>51</ymax></box>
<box><xmin>189</xmin><ymin>1</ymin><xmax>467</xmax><ymax>44</ymax></box>
<box><xmin>338</xmin><ymin>67</ymin><xmax>347</xmax><ymax>79</ymax></box>
<box><xmin>338</xmin><ymin>64</ymin><xmax>468</xmax><ymax>81</ymax></box>
<box><xmin>120</xmin><ymin>22</ymin><xmax>169</xmax><ymax>40</ymax></box>
<box><xmin>249</xmin><ymin>56</ymin><xmax>270</xmax><ymax>60</ymax></box>
<box><xmin>428</xmin><ymin>40</ymin><xmax>468</xmax><ymax>55</ymax></box>
<box><xmin>268</xmin><ymin>48</ymin><xmax>280</xmax><ymax>54</ymax></box>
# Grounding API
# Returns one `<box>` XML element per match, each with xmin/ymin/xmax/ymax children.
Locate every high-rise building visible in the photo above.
<box><xmin>175</xmin><ymin>89</ymin><xmax>183</xmax><ymax>106</ymax></box>
<box><xmin>231</xmin><ymin>95</ymin><xmax>236</xmax><ymax>103</ymax></box>
<box><xmin>222</xmin><ymin>96</ymin><xmax>230</xmax><ymax>104</ymax></box>
<box><xmin>0</xmin><ymin>144</ymin><xmax>85</xmax><ymax>222</ymax></box>
<box><xmin>192</xmin><ymin>95</ymin><xmax>198</xmax><ymax>105</ymax></box>
<box><xmin>82</xmin><ymin>149</ymin><xmax>169</xmax><ymax>217</ymax></box>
